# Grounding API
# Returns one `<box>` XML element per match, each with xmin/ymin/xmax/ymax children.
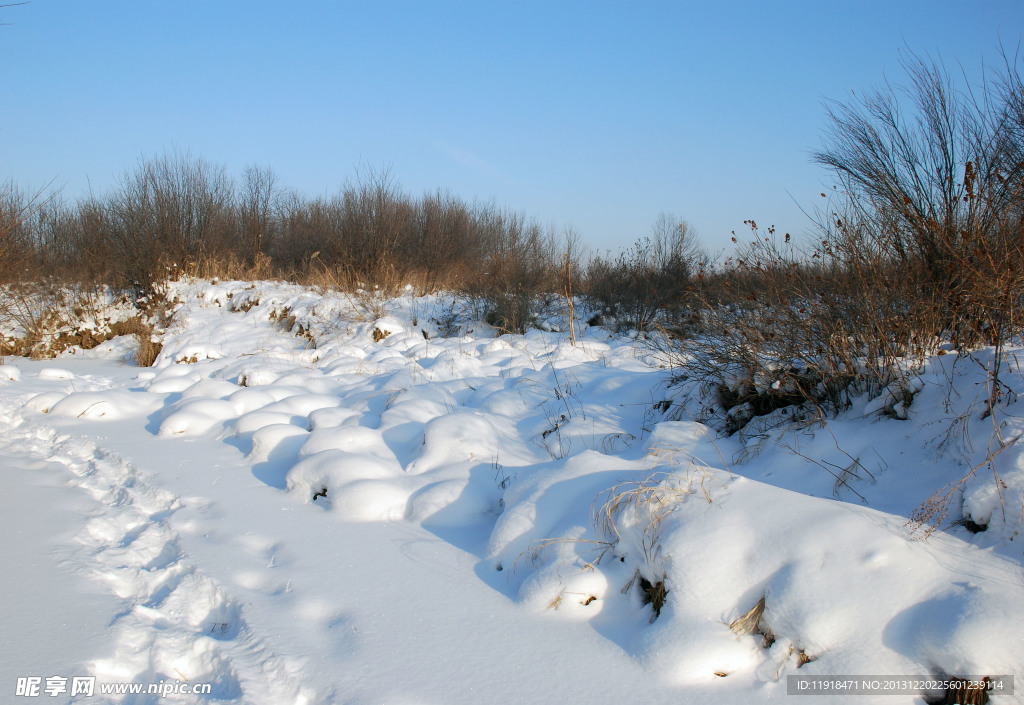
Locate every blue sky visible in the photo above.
<box><xmin>1</xmin><ymin>1</ymin><xmax>1020</xmax><ymax>254</ymax></box>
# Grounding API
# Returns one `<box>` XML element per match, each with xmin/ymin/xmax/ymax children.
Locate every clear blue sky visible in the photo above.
<box><xmin>1</xmin><ymin>1</ymin><xmax>1020</xmax><ymax>254</ymax></box>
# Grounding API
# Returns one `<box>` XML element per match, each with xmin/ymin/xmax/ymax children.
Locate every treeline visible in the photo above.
<box><xmin>2</xmin><ymin>164</ymin><xmax>504</xmax><ymax>286</ymax></box>
<box><xmin>0</xmin><ymin>150</ymin><xmax>718</xmax><ymax>334</ymax></box>
<box><xmin>0</xmin><ymin>159</ymin><xmax>587</xmax><ymax>331</ymax></box>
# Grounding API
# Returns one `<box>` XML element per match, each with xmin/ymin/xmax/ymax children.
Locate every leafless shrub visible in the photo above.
<box><xmin>239</xmin><ymin>164</ymin><xmax>278</xmax><ymax>264</ymax></box>
<box><xmin>584</xmin><ymin>214</ymin><xmax>704</xmax><ymax>331</ymax></box>
<box><xmin>102</xmin><ymin>150</ymin><xmax>235</xmax><ymax>290</ymax></box>
<box><xmin>814</xmin><ymin>50</ymin><xmax>1024</xmax><ymax>400</ymax></box>
<box><xmin>412</xmin><ymin>190</ymin><xmax>480</xmax><ymax>293</ymax></box>
<box><xmin>665</xmin><ymin>220</ymin><xmax>927</xmax><ymax>435</ymax></box>
<box><xmin>0</xmin><ymin>179</ymin><xmax>56</xmax><ymax>282</ymax></box>
<box><xmin>464</xmin><ymin>208</ymin><xmax>558</xmax><ymax>333</ymax></box>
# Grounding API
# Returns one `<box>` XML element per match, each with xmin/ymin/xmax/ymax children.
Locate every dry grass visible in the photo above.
<box><xmin>585</xmin><ymin>450</ymin><xmax>729</xmax><ymax>624</ymax></box>
<box><xmin>593</xmin><ymin>471</ymin><xmax>698</xmax><ymax>562</ymax></box>
<box><xmin>730</xmin><ymin>595</ymin><xmax>774</xmax><ymax>648</ymax></box>
<box><xmin>113</xmin><ymin>317</ymin><xmax>162</xmax><ymax>367</ymax></box>
<box><xmin>729</xmin><ymin>595</ymin><xmax>766</xmax><ymax>635</ymax></box>
<box><xmin>592</xmin><ymin>448</ymin><xmax>726</xmax><ymax>560</ymax></box>
<box><xmin>512</xmin><ymin>457</ymin><xmax>721</xmax><ymax>625</ymax></box>
<box><xmin>0</xmin><ymin>280</ymin><xmax>173</xmax><ymax>365</ymax></box>
<box><xmin>0</xmin><ymin>283</ymin><xmax>154</xmax><ymax>360</ymax></box>
<box><xmin>544</xmin><ymin>590</ymin><xmax>599</xmax><ymax>611</ymax></box>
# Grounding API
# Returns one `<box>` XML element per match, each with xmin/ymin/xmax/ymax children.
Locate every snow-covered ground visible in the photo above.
<box><xmin>1</xmin><ymin>278</ymin><xmax>1022</xmax><ymax>704</ymax></box>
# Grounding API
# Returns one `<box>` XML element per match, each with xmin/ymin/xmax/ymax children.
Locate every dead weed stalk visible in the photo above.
<box><xmin>908</xmin><ymin>431</ymin><xmax>1022</xmax><ymax>538</ymax></box>
<box><xmin>512</xmin><ymin>537</ymin><xmax>615</xmax><ymax>581</ymax></box>
<box><xmin>594</xmin><ymin>470</ymin><xmax>706</xmax><ymax>563</ymax></box>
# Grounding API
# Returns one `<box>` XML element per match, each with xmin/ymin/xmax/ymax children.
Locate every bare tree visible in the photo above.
<box><xmin>813</xmin><ymin>50</ymin><xmax>1024</xmax><ymax>352</ymax></box>
<box><xmin>240</xmin><ymin>165</ymin><xmax>278</xmax><ymax>261</ymax></box>
<box><xmin>107</xmin><ymin>151</ymin><xmax>233</xmax><ymax>288</ymax></box>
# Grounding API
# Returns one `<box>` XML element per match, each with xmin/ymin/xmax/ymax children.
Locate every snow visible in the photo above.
<box><xmin>1</xmin><ymin>278</ymin><xmax>1022</xmax><ymax>704</ymax></box>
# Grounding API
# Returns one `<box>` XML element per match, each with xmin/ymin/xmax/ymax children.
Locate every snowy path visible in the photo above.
<box><xmin>1</xmin><ymin>394</ymin><xmax>318</xmax><ymax>703</ymax></box>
